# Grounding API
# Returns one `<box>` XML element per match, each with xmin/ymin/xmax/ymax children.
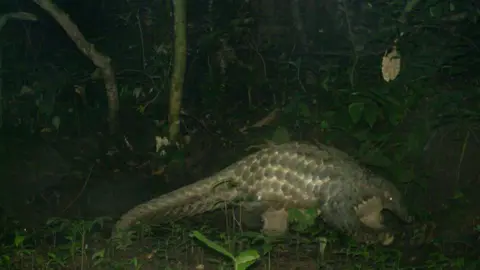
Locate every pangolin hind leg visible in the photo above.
<box><xmin>234</xmin><ymin>201</ymin><xmax>290</xmax><ymax>236</ymax></box>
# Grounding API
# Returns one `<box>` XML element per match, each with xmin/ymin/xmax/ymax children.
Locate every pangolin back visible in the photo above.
<box><xmin>112</xmin><ymin>143</ymin><xmax>340</xmax><ymax>235</ymax></box>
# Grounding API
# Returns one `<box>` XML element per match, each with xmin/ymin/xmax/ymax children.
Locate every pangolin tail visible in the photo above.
<box><xmin>112</xmin><ymin>167</ymin><xmax>240</xmax><ymax>236</ymax></box>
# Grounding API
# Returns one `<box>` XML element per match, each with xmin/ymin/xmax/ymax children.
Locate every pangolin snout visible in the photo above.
<box><xmin>355</xmin><ymin>195</ymin><xmax>412</xmax><ymax>231</ymax></box>
<box><xmin>383</xmin><ymin>200</ymin><xmax>413</xmax><ymax>224</ymax></box>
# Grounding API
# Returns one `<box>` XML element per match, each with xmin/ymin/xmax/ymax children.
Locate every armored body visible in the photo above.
<box><xmin>113</xmin><ymin>142</ymin><xmax>411</xmax><ymax>244</ymax></box>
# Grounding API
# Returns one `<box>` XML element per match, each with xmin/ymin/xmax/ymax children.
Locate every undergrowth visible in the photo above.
<box><xmin>1</xmin><ymin>211</ymin><xmax>477</xmax><ymax>270</ymax></box>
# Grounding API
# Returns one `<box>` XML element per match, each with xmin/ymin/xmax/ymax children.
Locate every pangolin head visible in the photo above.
<box><xmin>375</xmin><ymin>177</ymin><xmax>412</xmax><ymax>223</ymax></box>
<box><xmin>353</xmin><ymin>176</ymin><xmax>412</xmax><ymax>244</ymax></box>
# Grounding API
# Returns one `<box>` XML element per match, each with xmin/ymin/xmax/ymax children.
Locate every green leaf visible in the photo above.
<box><xmin>235</xmin><ymin>250</ymin><xmax>260</xmax><ymax>270</ymax></box>
<box><xmin>14</xmin><ymin>233</ymin><xmax>25</xmax><ymax>247</ymax></box>
<box><xmin>364</xmin><ymin>103</ymin><xmax>379</xmax><ymax>128</ymax></box>
<box><xmin>288</xmin><ymin>208</ymin><xmax>316</xmax><ymax>232</ymax></box>
<box><xmin>299</xmin><ymin>103</ymin><xmax>311</xmax><ymax>118</ymax></box>
<box><xmin>348</xmin><ymin>102</ymin><xmax>365</xmax><ymax>124</ymax></box>
<box><xmin>190</xmin><ymin>231</ymin><xmax>234</xmax><ymax>260</ymax></box>
<box><xmin>261</xmin><ymin>243</ymin><xmax>273</xmax><ymax>254</ymax></box>
<box><xmin>271</xmin><ymin>126</ymin><xmax>291</xmax><ymax>144</ymax></box>
<box><xmin>319</xmin><ymin>120</ymin><xmax>329</xmax><ymax>129</ymax></box>
<box><xmin>287</xmin><ymin>208</ymin><xmax>316</xmax><ymax>224</ymax></box>
<box><xmin>353</xmin><ymin>129</ymin><xmax>370</xmax><ymax>141</ymax></box>
<box><xmin>452</xmin><ymin>191</ymin><xmax>464</xmax><ymax>200</ymax></box>
<box><xmin>387</xmin><ymin>107</ymin><xmax>403</xmax><ymax>126</ymax></box>
<box><xmin>363</xmin><ymin>151</ymin><xmax>392</xmax><ymax>168</ymax></box>
<box><xmin>92</xmin><ymin>249</ymin><xmax>105</xmax><ymax>260</ymax></box>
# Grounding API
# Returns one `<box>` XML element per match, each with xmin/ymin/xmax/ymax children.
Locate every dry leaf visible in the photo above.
<box><xmin>381</xmin><ymin>43</ymin><xmax>401</xmax><ymax>82</ymax></box>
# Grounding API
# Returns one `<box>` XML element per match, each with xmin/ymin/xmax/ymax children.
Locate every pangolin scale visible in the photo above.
<box><xmin>113</xmin><ymin>142</ymin><xmax>411</xmax><ymax>244</ymax></box>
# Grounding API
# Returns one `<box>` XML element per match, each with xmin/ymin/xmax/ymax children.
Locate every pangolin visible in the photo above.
<box><xmin>112</xmin><ymin>142</ymin><xmax>411</xmax><ymax>244</ymax></box>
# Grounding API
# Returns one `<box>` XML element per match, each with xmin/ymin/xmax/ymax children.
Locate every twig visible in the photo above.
<box><xmin>136</xmin><ymin>10</ymin><xmax>147</xmax><ymax>68</ymax></box>
<box><xmin>62</xmin><ymin>164</ymin><xmax>95</xmax><ymax>213</ymax></box>
<box><xmin>239</xmin><ymin>108</ymin><xmax>279</xmax><ymax>133</ymax></box>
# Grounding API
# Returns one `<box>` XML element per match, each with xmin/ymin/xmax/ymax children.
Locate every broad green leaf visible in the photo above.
<box><xmin>348</xmin><ymin>102</ymin><xmax>365</xmax><ymax>124</ymax></box>
<box><xmin>235</xmin><ymin>250</ymin><xmax>260</xmax><ymax>270</ymax></box>
<box><xmin>271</xmin><ymin>126</ymin><xmax>291</xmax><ymax>144</ymax></box>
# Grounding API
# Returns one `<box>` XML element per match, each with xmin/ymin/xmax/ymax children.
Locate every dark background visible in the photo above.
<box><xmin>1</xmin><ymin>0</ymin><xmax>480</xmax><ymax>269</ymax></box>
